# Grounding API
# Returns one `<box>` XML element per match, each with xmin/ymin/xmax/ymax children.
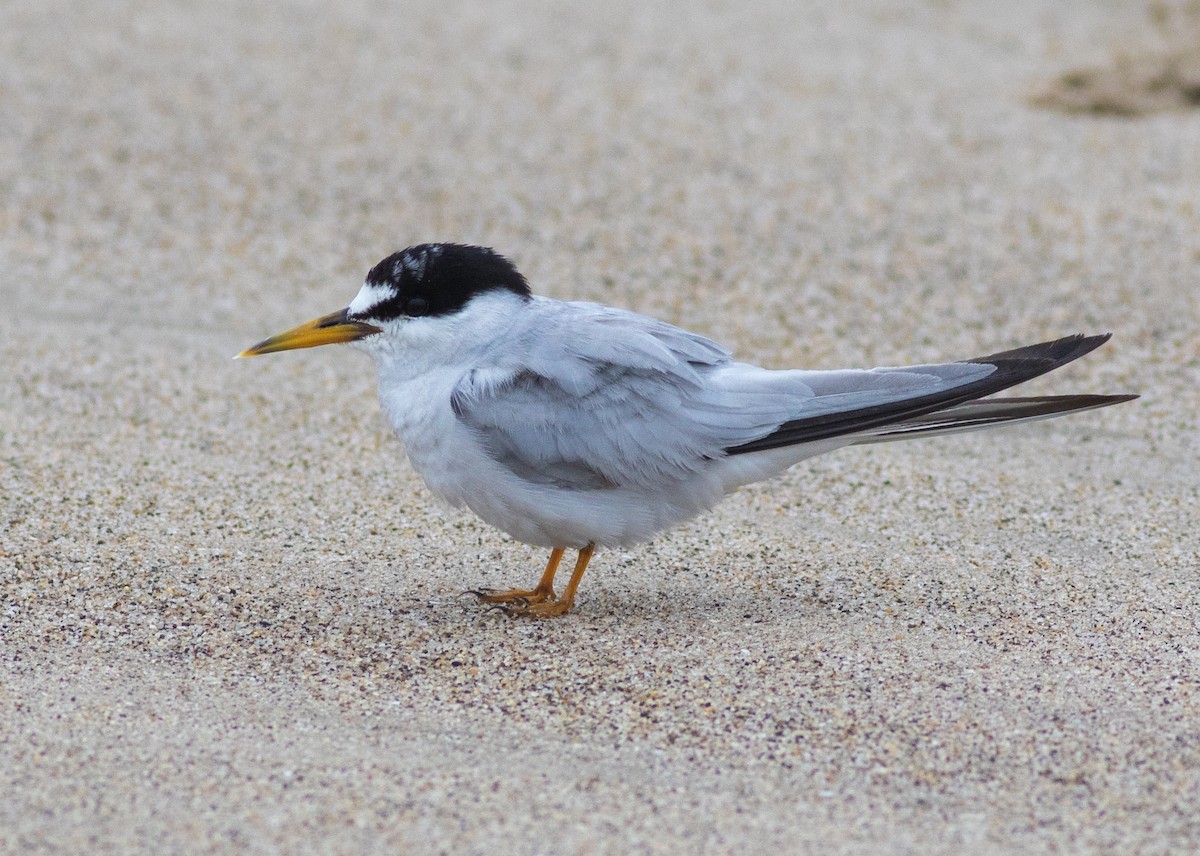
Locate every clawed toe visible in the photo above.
<box><xmin>468</xmin><ymin>587</ymin><xmax>552</xmax><ymax>604</ymax></box>
<box><xmin>466</xmin><ymin>544</ymin><xmax>593</xmax><ymax>619</ymax></box>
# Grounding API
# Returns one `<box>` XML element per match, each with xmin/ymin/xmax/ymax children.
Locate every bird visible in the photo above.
<box><xmin>238</xmin><ymin>243</ymin><xmax>1136</xmax><ymax>618</ymax></box>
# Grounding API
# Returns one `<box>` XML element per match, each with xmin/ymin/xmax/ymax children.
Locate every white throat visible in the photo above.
<box><xmin>350</xmin><ymin>289</ymin><xmax>530</xmax><ymax>384</ymax></box>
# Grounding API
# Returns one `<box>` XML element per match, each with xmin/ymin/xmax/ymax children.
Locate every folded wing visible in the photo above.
<box><xmin>451</xmin><ymin>307</ymin><xmax>1128</xmax><ymax>489</ymax></box>
<box><xmin>723</xmin><ymin>334</ymin><xmax>1120</xmax><ymax>454</ymax></box>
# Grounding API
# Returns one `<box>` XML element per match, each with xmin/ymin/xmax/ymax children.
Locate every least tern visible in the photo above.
<box><xmin>239</xmin><ymin>243</ymin><xmax>1136</xmax><ymax>617</ymax></box>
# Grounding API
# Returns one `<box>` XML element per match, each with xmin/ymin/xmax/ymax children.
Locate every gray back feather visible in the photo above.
<box><xmin>450</xmin><ymin>300</ymin><xmax>995</xmax><ymax>490</ymax></box>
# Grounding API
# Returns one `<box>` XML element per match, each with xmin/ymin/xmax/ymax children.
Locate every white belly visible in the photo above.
<box><xmin>377</xmin><ymin>370</ymin><xmax>723</xmax><ymax>547</ymax></box>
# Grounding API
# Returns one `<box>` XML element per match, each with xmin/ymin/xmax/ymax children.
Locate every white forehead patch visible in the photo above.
<box><xmin>348</xmin><ymin>281</ymin><xmax>395</xmax><ymax>316</ymax></box>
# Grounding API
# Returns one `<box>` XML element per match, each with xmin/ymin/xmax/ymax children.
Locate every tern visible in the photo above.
<box><xmin>238</xmin><ymin>243</ymin><xmax>1135</xmax><ymax>617</ymax></box>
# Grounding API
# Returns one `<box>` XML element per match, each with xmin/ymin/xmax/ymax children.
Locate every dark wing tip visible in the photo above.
<box><xmin>967</xmin><ymin>332</ymin><xmax>1112</xmax><ymax>370</ymax></box>
<box><xmin>960</xmin><ymin>333</ymin><xmax>1117</xmax><ymax>392</ymax></box>
<box><xmin>725</xmin><ymin>332</ymin><xmax>1129</xmax><ymax>456</ymax></box>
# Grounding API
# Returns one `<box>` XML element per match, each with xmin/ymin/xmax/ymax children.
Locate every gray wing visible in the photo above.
<box><xmin>723</xmin><ymin>334</ymin><xmax>1117</xmax><ymax>454</ymax></box>
<box><xmin>449</xmin><ymin>303</ymin><xmax>747</xmax><ymax>490</ymax></box>
<box><xmin>448</xmin><ymin>301</ymin><xmax>1026</xmax><ymax>491</ymax></box>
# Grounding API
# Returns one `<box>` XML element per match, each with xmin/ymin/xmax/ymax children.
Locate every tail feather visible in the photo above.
<box><xmin>849</xmin><ymin>394</ymin><xmax>1137</xmax><ymax>444</ymax></box>
<box><xmin>725</xmin><ymin>334</ymin><xmax>1131</xmax><ymax>456</ymax></box>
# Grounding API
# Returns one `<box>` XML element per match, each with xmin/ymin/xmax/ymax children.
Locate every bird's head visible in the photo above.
<box><xmin>237</xmin><ymin>243</ymin><xmax>531</xmax><ymax>358</ymax></box>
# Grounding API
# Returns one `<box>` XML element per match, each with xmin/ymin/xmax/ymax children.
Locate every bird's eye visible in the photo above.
<box><xmin>404</xmin><ymin>297</ymin><xmax>429</xmax><ymax>317</ymax></box>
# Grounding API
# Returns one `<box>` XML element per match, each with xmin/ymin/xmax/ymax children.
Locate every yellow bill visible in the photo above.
<box><xmin>236</xmin><ymin>309</ymin><xmax>382</xmax><ymax>358</ymax></box>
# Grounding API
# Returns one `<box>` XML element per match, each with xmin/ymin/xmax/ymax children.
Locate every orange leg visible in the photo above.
<box><xmin>471</xmin><ymin>548</ymin><xmax>564</xmax><ymax>604</ymax></box>
<box><xmin>503</xmin><ymin>543</ymin><xmax>596</xmax><ymax>619</ymax></box>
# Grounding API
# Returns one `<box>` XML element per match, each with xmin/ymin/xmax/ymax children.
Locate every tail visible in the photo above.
<box><xmin>725</xmin><ymin>334</ymin><xmax>1136</xmax><ymax>455</ymax></box>
<box><xmin>849</xmin><ymin>393</ymin><xmax>1137</xmax><ymax>444</ymax></box>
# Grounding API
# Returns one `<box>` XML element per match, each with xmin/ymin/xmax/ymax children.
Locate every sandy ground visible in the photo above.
<box><xmin>2</xmin><ymin>0</ymin><xmax>1199</xmax><ymax>853</ymax></box>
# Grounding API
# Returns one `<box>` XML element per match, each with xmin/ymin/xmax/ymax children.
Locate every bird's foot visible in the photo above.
<box><xmin>468</xmin><ymin>585</ymin><xmax>556</xmax><ymax>605</ymax></box>
<box><xmin>492</xmin><ymin>597</ymin><xmax>576</xmax><ymax>619</ymax></box>
<box><xmin>470</xmin><ymin>545</ymin><xmax>589</xmax><ymax>619</ymax></box>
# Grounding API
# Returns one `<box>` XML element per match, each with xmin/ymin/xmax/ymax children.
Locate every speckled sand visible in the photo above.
<box><xmin>2</xmin><ymin>1</ymin><xmax>1199</xmax><ymax>853</ymax></box>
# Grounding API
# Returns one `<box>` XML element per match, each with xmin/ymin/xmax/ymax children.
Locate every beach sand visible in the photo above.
<box><xmin>2</xmin><ymin>1</ymin><xmax>1198</xmax><ymax>852</ymax></box>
